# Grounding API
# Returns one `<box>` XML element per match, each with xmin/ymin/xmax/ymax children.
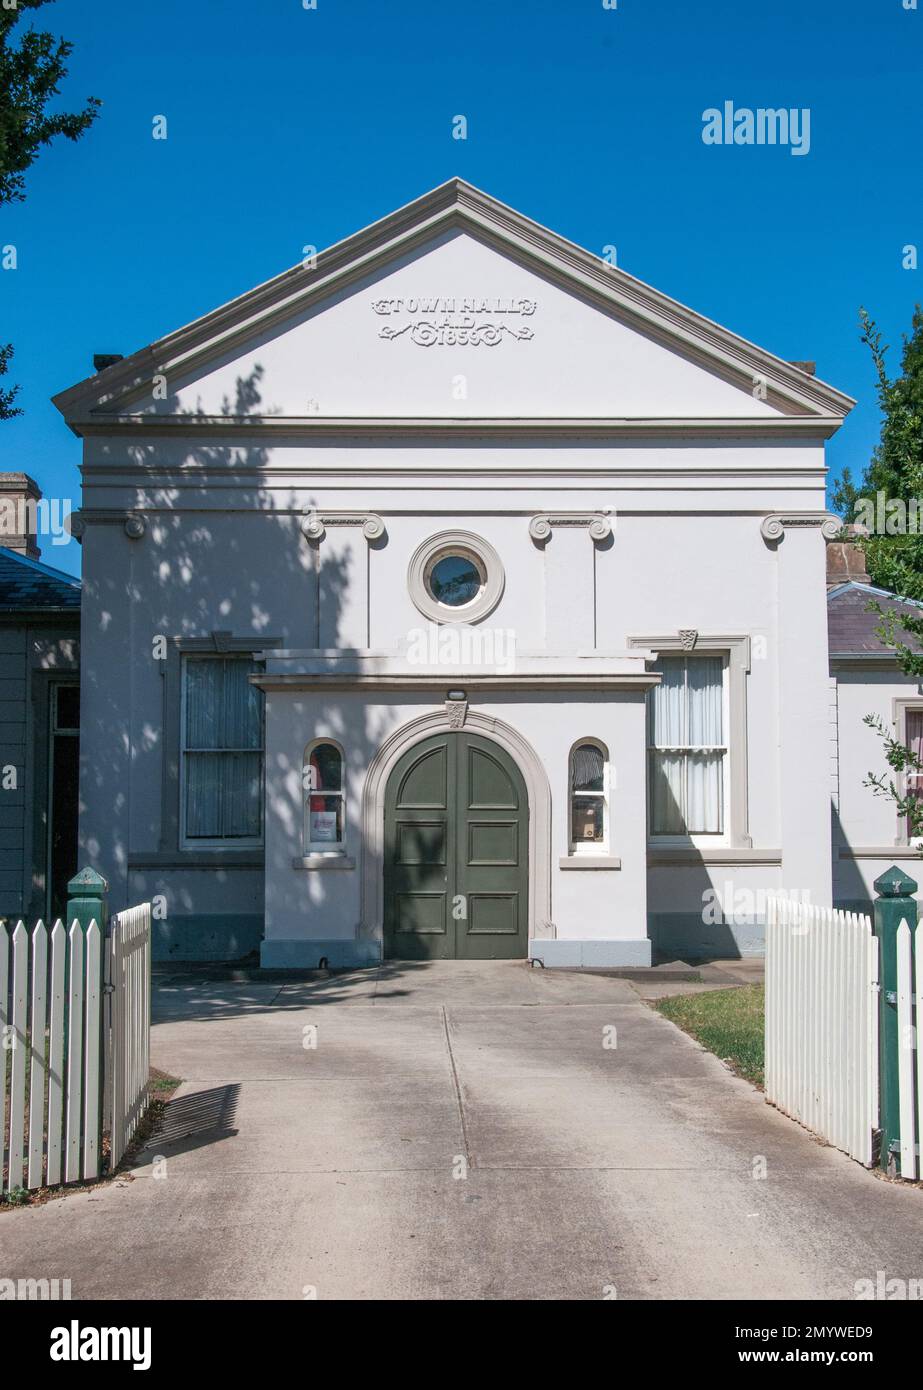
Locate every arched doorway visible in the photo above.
<box><xmin>383</xmin><ymin>731</ymin><xmax>529</xmax><ymax>960</ymax></box>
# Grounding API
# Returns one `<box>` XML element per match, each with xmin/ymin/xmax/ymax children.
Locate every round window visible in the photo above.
<box><xmin>408</xmin><ymin>531</ymin><xmax>504</xmax><ymax>625</ymax></box>
<box><xmin>425</xmin><ymin>550</ymin><xmax>485</xmax><ymax>609</ymax></box>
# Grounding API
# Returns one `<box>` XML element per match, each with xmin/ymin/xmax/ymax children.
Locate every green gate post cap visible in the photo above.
<box><xmin>873</xmin><ymin>865</ymin><xmax>918</xmax><ymax>898</ymax></box>
<box><xmin>67</xmin><ymin>866</ymin><xmax>109</xmax><ymax>897</ymax></box>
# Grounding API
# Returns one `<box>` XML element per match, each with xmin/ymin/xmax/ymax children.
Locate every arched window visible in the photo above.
<box><xmin>304</xmin><ymin>740</ymin><xmax>345</xmax><ymax>852</ymax></box>
<box><xmin>569</xmin><ymin>740</ymin><xmax>608</xmax><ymax>853</ymax></box>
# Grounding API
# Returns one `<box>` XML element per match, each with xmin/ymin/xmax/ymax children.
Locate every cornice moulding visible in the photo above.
<box><xmin>252</xmin><ymin>672</ymin><xmax>661</xmax><ymax>692</ymax></box>
<box><xmin>65</xmin><ymin>415</ymin><xmax>845</xmax><ymax>440</ymax></box>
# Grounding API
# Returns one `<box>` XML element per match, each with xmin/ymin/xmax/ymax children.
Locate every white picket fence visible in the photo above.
<box><xmin>1</xmin><ymin>903</ymin><xmax>152</xmax><ymax>1193</ymax></box>
<box><xmin>765</xmin><ymin>898</ymin><xmax>879</xmax><ymax>1166</ymax></box>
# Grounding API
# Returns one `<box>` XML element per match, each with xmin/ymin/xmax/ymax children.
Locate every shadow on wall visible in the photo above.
<box><xmin>646</xmin><ymin>774</ymin><xmax>751</xmax><ymax>962</ymax></box>
<box><xmin>80</xmin><ymin>365</ymin><xmax>400</xmax><ymax>960</ymax></box>
<box><xmin>831</xmin><ymin>801</ymin><xmax>923</xmax><ymax>915</ymax></box>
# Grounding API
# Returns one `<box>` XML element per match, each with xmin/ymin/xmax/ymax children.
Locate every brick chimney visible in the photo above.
<box><xmin>826</xmin><ymin>524</ymin><xmax>870</xmax><ymax>589</ymax></box>
<box><xmin>0</xmin><ymin>473</ymin><xmax>41</xmax><ymax>559</ymax></box>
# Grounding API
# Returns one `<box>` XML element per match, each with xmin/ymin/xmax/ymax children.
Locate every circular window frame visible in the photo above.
<box><xmin>408</xmin><ymin>531</ymin><xmax>504</xmax><ymax>625</ymax></box>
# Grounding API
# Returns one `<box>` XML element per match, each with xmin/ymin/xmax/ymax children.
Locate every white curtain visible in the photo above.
<box><xmin>651</xmin><ymin>660</ymin><xmax>684</xmax><ymax>746</ymax></box>
<box><xmin>650</xmin><ymin>657</ymin><xmax>724</xmax><ymax>834</ymax></box>
<box><xmin>651</xmin><ymin>753</ymin><xmax>684</xmax><ymax>834</ymax></box>
<box><xmin>184</xmin><ymin>658</ymin><xmax>262</xmax><ymax>838</ymax></box>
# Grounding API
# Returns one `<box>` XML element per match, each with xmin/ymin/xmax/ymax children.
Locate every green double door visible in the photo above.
<box><xmin>384</xmin><ymin>732</ymin><xmax>529</xmax><ymax>960</ymax></box>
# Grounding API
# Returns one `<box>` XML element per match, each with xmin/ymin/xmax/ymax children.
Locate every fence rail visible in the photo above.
<box><xmin>765</xmin><ymin>898</ymin><xmax>879</xmax><ymax>1166</ymax></box>
<box><xmin>1</xmin><ymin>902</ymin><xmax>152</xmax><ymax>1194</ymax></box>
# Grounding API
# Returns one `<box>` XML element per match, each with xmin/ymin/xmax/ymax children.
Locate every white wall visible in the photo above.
<box><xmin>834</xmin><ymin>667</ymin><xmax>923</xmax><ymax>906</ymax></box>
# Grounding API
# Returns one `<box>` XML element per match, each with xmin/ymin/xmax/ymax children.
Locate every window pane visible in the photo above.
<box><xmin>185</xmin><ymin>752</ymin><xmax>261</xmax><ymax>839</ymax></box>
<box><xmin>571</xmin><ymin>794</ymin><xmax>604</xmax><ymax>844</ymax></box>
<box><xmin>572</xmin><ymin>743</ymin><xmax>604</xmax><ymax>792</ymax></box>
<box><xmin>428</xmin><ymin>553</ymin><xmax>482</xmax><ymax>606</ymax></box>
<box><xmin>308</xmin><ymin>794</ymin><xmax>343</xmax><ymax>844</ymax></box>
<box><xmin>185</xmin><ymin>658</ymin><xmax>261</xmax><ymax>749</ymax></box>
<box><xmin>184</xmin><ymin>752</ymin><xmax>222</xmax><ymax>838</ymax></box>
<box><xmin>221</xmin><ymin>752</ymin><xmax>262</xmax><ymax>837</ymax></box>
<box><xmin>185</xmin><ymin>660</ymin><xmax>223</xmax><ymax>749</ymax></box>
<box><xmin>651</xmin><ymin>660</ymin><xmax>685</xmax><ymax>746</ymax></box>
<box><xmin>651</xmin><ymin>752</ymin><xmax>684</xmax><ymax>834</ymax></box>
<box><xmin>55</xmin><ymin>684</ymin><xmax>80</xmax><ymax>731</ymax></box>
<box><xmin>222</xmin><ymin>660</ymin><xmax>262</xmax><ymax>750</ymax></box>
<box><xmin>310</xmin><ymin>743</ymin><xmax>342</xmax><ymax>792</ymax></box>
<box><xmin>685</xmin><ymin>752</ymin><xmax>724</xmax><ymax>834</ymax></box>
<box><xmin>687</xmin><ymin>657</ymin><xmax>723</xmax><ymax>745</ymax></box>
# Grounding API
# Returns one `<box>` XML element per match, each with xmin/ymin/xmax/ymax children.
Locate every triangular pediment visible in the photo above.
<box><xmin>54</xmin><ymin>180</ymin><xmax>853</xmax><ymax>429</ymax></box>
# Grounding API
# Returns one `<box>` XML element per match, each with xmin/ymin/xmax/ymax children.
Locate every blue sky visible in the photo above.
<box><xmin>2</xmin><ymin>0</ymin><xmax>921</xmax><ymax>575</ymax></box>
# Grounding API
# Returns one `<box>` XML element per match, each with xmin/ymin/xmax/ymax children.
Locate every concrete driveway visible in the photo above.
<box><xmin>3</xmin><ymin>960</ymin><xmax>923</xmax><ymax>1300</ymax></box>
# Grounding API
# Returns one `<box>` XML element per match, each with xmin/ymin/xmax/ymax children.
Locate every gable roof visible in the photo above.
<box><xmin>828</xmin><ymin>580</ymin><xmax>923</xmax><ymax>658</ymax></box>
<box><xmin>53</xmin><ymin>178</ymin><xmax>854</xmax><ymax>433</ymax></box>
<box><xmin>0</xmin><ymin>546</ymin><xmax>81</xmax><ymax>613</ymax></box>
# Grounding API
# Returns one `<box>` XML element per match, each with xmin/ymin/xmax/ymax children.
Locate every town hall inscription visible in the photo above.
<box><xmin>372</xmin><ymin>294</ymin><xmax>536</xmax><ymax>346</ymax></box>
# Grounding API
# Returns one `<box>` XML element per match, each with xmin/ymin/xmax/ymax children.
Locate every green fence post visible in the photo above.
<box><xmin>873</xmin><ymin>865</ymin><xmax>918</xmax><ymax>1175</ymax></box>
<box><xmin>65</xmin><ymin>866</ymin><xmax>109</xmax><ymax>935</ymax></box>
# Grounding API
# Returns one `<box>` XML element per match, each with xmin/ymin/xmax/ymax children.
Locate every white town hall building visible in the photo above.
<box><xmin>52</xmin><ymin>179</ymin><xmax>886</xmax><ymax>967</ymax></box>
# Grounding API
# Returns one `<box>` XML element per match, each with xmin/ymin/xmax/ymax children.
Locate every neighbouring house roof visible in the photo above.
<box><xmin>0</xmin><ymin>545</ymin><xmax>81</xmax><ymax>613</ymax></box>
<box><xmin>828</xmin><ymin>580</ymin><xmax>923</xmax><ymax>658</ymax></box>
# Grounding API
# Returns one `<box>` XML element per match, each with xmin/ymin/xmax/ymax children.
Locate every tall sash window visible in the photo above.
<box><xmin>649</xmin><ymin>655</ymin><xmax>726</xmax><ymax>836</ymax></box>
<box><xmin>181</xmin><ymin>656</ymin><xmax>263</xmax><ymax>844</ymax></box>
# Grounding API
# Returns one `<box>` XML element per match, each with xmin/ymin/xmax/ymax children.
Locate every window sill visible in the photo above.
<box><xmin>559</xmin><ymin>855</ymin><xmax>621</xmax><ymax>870</ymax></box>
<box><xmin>130</xmin><ymin>850</ymin><xmax>263</xmax><ymax>868</ymax></box>
<box><xmin>292</xmin><ymin>855</ymin><xmax>356</xmax><ymax>871</ymax></box>
<box><xmin>839</xmin><ymin>845</ymin><xmax>923</xmax><ymax>860</ymax></box>
<box><xmin>648</xmin><ymin>846</ymin><xmax>779</xmax><ymax>866</ymax></box>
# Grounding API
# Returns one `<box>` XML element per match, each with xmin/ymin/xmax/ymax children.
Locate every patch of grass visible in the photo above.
<box><xmin>655</xmin><ymin>984</ymin><xmax>764</xmax><ymax>1088</ymax></box>
<box><xmin>150</xmin><ymin>1069</ymin><xmax>182</xmax><ymax>1098</ymax></box>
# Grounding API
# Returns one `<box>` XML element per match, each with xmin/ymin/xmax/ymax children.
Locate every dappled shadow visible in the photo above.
<box><xmin>77</xmin><ymin>362</ymin><xmax>400</xmax><ymax>965</ymax></box>
<box><xmin>150</xmin><ymin>960</ymin><xmax>437</xmax><ymax>1023</ymax></box>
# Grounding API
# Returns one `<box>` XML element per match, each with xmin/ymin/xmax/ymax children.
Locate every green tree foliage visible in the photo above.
<box><xmin>831</xmin><ymin>307</ymin><xmax>923</xmax><ymax>597</ymax></box>
<box><xmin>0</xmin><ymin>342</ymin><xmax>21</xmax><ymax>417</ymax></box>
<box><xmin>835</xmin><ymin>306</ymin><xmax>923</xmax><ymax>841</ymax></box>
<box><xmin>1</xmin><ymin>0</ymin><xmax>99</xmax><ymax>418</ymax></box>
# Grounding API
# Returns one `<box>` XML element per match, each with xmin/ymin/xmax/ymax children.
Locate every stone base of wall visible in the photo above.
<box><xmin>153</xmin><ymin>914</ymin><xmax>263</xmax><ymax>962</ymax></box>
<box><xmin>649</xmin><ymin>913</ymin><xmax>765</xmax><ymax>960</ymax></box>
<box><xmin>260</xmin><ymin>938</ymin><xmax>382</xmax><ymax>969</ymax></box>
<box><xmin>529</xmin><ymin>937</ymin><xmax>653</xmax><ymax>967</ymax></box>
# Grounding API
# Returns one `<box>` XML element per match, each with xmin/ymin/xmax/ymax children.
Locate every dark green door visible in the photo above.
<box><xmin>384</xmin><ymin>732</ymin><xmax>529</xmax><ymax>960</ymax></box>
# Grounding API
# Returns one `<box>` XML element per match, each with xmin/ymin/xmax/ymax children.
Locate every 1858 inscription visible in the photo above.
<box><xmin>372</xmin><ymin>294</ymin><xmax>537</xmax><ymax>347</ymax></box>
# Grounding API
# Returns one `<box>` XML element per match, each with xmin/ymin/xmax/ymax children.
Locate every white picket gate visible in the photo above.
<box><xmin>765</xmin><ymin>898</ymin><xmax>879</xmax><ymax>1166</ymax></box>
<box><xmin>1</xmin><ymin>903</ymin><xmax>152</xmax><ymax>1193</ymax></box>
<box><xmin>107</xmin><ymin>903</ymin><xmax>152</xmax><ymax>1169</ymax></box>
